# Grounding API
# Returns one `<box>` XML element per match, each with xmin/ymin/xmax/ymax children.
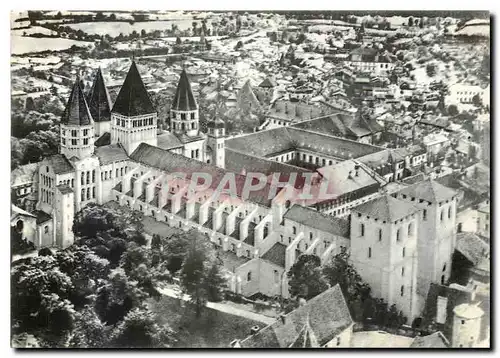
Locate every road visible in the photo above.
<box><xmin>157</xmin><ymin>286</ymin><xmax>276</xmax><ymax>326</ymax></box>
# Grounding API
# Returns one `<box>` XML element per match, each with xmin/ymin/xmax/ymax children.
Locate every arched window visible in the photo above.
<box><xmin>368</xmin><ymin>247</ymin><xmax>372</xmax><ymax>258</ymax></box>
<box><xmin>360</xmin><ymin>223</ymin><xmax>365</xmax><ymax>237</ymax></box>
<box><xmin>448</xmin><ymin>206</ymin><xmax>452</xmax><ymax>219</ymax></box>
<box><xmin>378</xmin><ymin>229</ymin><xmax>382</xmax><ymax>241</ymax></box>
<box><xmin>408</xmin><ymin>223</ymin><xmax>413</xmax><ymax>236</ymax></box>
<box><xmin>274</xmin><ymin>270</ymin><xmax>279</xmax><ymax>283</ymax></box>
<box><xmin>402</xmin><ymin>247</ymin><xmax>406</xmax><ymax>257</ymax></box>
<box><xmin>400</xmin><ymin>285</ymin><xmax>404</xmax><ymax>296</ymax></box>
<box><xmin>396</xmin><ymin>229</ymin><xmax>401</xmax><ymax>241</ymax></box>
<box><xmin>401</xmin><ymin>267</ymin><xmax>405</xmax><ymax>276</ymax></box>
<box><xmin>247</xmin><ymin>271</ymin><xmax>252</xmax><ymax>282</ymax></box>
<box><xmin>292</xmin><ymin>226</ymin><xmax>296</xmax><ymax>235</ymax></box>
<box><xmin>443</xmin><ymin>263</ymin><xmax>447</xmax><ymax>272</ymax></box>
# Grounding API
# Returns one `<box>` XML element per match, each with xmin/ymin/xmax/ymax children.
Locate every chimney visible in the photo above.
<box><xmin>355</xmin><ymin>164</ymin><xmax>360</xmax><ymax>176</ymax></box>
<box><xmin>280</xmin><ymin>314</ymin><xmax>286</xmax><ymax>324</ymax></box>
<box><xmin>348</xmin><ymin>170</ymin><xmax>354</xmax><ymax>179</ymax></box>
<box><xmin>250</xmin><ymin>325</ymin><xmax>260</xmax><ymax>335</ymax></box>
<box><xmin>298</xmin><ymin>297</ymin><xmax>307</xmax><ymax>306</ymax></box>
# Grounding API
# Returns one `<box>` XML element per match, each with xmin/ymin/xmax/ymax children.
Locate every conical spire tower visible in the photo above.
<box><xmin>170</xmin><ymin>69</ymin><xmax>199</xmax><ymax>137</ymax></box>
<box><xmin>60</xmin><ymin>77</ymin><xmax>95</xmax><ymax>160</ymax></box>
<box><xmin>87</xmin><ymin>67</ymin><xmax>112</xmax><ymax>136</ymax></box>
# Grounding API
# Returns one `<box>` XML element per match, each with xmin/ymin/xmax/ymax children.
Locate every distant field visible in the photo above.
<box><xmin>67</xmin><ymin>20</ymin><xmax>197</xmax><ymax>37</ymax></box>
<box><xmin>11</xmin><ymin>35</ymin><xmax>93</xmax><ymax>55</ymax></box>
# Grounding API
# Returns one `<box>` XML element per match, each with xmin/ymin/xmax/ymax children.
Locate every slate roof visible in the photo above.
<box><xmin>239</xmin><ymin>284</ymin><xmax>352</xmax><ymax>348</ymax></box>
<box><xmin>11</xmin><ymin>163</ymin><xmax>38</xmax><ymax>187</ymax></box>
<box><xmin>129</xmin><ymin>143</ymin><xmax>274</xmax><ymax>207</ymax></box>
<box><xmin>44</xmin><ymin>154</ymin><xmax>74</xmax><ymax>174</ymax></box>
<box><xmin>288</xmin><ymin>318</ymin><xmax>320</xmax><ymax>347</ymax></box>
<box><xmin>396</xmin><ymin>179</ymin><xmax>457</xmax><ymax>204</ymax></box>
<box><xmin>261</xmin><ymin>242</ymin><xmax>287</xmax><ymax>268</ymax></box>
<box><xmin>410</xmin><ymin>332</ymin><xmax>449</xmax><ymax>348</ymax></box>
<box><xmin>171</xmin><ymin>69</ymin><xmax>197</xmax><ymax>111</ymax></box>
<box><xmin>225</xmin><ymin>127</ymin><xmax>382</xmax><ymax>160</ymax></box>
<box><xmin>94</xmin><ymin>132</ymin><xmax>111</xmax><ymax>147</ymax></box>
<box><xmin>284</xmin><ymin>205</ymin><xmax>350</xmax><ymax>237</ymax></box>
<box><xmin>87</xmin><ymin>67</ymin><xmax>112</xmax><ymax>122</ymax></box>
<box><xmin>112</xmin><ymin>61</ymin><xmax>155</xmax><ymax>116</ymax></box>
<box><xmin>94</xmin><ymin>144</ymin><xmax>129</xmax><ymax>165</ymax></box>
<box><xmin>353</xmin><ymin>195</ymin><xmax>420</xmax><ymax>222</ymax></box>
<box><xmin>237</xmin><ymin>80</ymin><xmax>261</xmax><ymax>111</ymax></box>
<box><xmin>316</xmin><ymin>159</ymin><xmax>381</xmax><ymax>198</ymax></box>
<box><xmin>157</xmin><ymin>131</ymin><xmax>183</xmax><ymax>150</ymax></box>
<box><xmin>455</xmin><ymin>232</ymin><xmax>489</xmax><ymax>266</ymax></box>
<box><xmin>34</xmin><ymin>210</ymin><xmax>52</xmax><ymax>225</ymax></box>
<box><xmin>61</xmin><ymin>78</ymin><xmax>93</xmax><ymax>126</ymax></box>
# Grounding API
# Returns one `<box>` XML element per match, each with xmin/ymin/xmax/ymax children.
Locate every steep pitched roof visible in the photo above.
<box><xmin>397</xmin><ymin>179</ymin><xmax>457</xmax><ymax>204</ymax></box>
<box><xmin>44</xmin><ymin>154</ymin><xmax>74</xmax><ymax>174</ymax></box>
<box><xmin>112</xmin><ymin>61</ymin><xmax>155</xmax><ymax>116</ymax></box>
<box><xmin>237</xmin><ymin>80</ymin><xmax>261</xmax><ymax>111</ymax></box>
<box><xmin>261</xmin><ymin>242</ymin><xmax>287</xmax><ymax>268</ymax></box>
<box><xmin>87</xmin><ymin>67</ymin><xmax>112</xmax><ymax>123</ymax></box>
<box><xmin>240</xmin><ymin>285</ymin><xmax>352</xmax><ymax>348</ymax></box>
<box><xmin>455</xmin><ymin>232</ymin><xmax>489</xmax><ymax>266</ymax></box>
<box><xmin>288</xmin><ymin>317</ymin><xmax>320</xmax><ymax>348</ymax></box>
<box><xmin>94</xmin><ymin>132</ymin><xmax>111</xmax><ymax>147</ymax></box>
<box><xmin>171</xmin><ymin>69</ymin><xmax>197</xmax><ymax>111</ymax></box>
<box><xmin>353</xmin><ymin>195</ymin><xmax>419</xmax><ymax>222</ymax></box>
<box><xmin>61</xmin><ymin>78</ymin><xmax>93</xmax><ymax>126</ymax></box>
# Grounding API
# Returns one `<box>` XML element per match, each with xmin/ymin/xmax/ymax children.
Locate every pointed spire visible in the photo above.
<box><xmin>87</xmin><ymin>67</ymin><xmax>112</xmax><ymax>122</ymax></box>
<box><xmin>112</xmin><ymin>61</ymin><xmax>155</xmax><ymax>117</ymax></box>
<box><xmin>171</xmin><ymin>69</ymin><xmax>198</xmax><ymax>111</ymax></box>
<box><xmin>61</xmin><ymin>77</ymin><xmax>93</xmax><ymax>126</ymax></box>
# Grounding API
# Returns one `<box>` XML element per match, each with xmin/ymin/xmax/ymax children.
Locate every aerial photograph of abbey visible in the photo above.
<box><xmin>10</xmin><ymin>10</ymin><xmax>490</xmax><ymax>348</ymax></box>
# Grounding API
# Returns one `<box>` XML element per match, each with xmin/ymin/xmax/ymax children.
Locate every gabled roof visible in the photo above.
<box><xmin>397</xmin><ymin>179</ymin><xmax>457</xmax><ymax>204</ymax></box>
<box><xmin>353</xmin><ymin>195</ymin><xmax>419</xmax><ymax>222</ymax></box>
<box><xmin>11</xmin><ymin>204</ymin><xmax>36</xmax><ymax>219</ymax></box>
<box><xmin>261</xmin><ymin>242</ymin><xmax>287</xmax><ymax>268</ymax></box>
<box><xmin>410</xmin><ymin>332</ymin><xmax>449</xmax><ymax>348</ymax></box>
<box><xmin>239</xmin><ymin>285</ymin><xmax>352</xmax><ymax>348</ymax></box>
<box><xmin>455</xmin><ymin>232</ymin><xmax>489</xmax><ymax>266</ymax></box>
<box><xmin>284</xmin><ymin>205</ymin><xmax>350</xmax><ymax>238</ymax></box>
<box><xmin>112</xmin><ymin>61</ymin><xmax>155</xmax><ymax>116</ymax></box>
<box><xmin>237</xmin><ymin>80</ymin><xmax>261</xmax><ymax>111</ymax></box>
<box><xmin>288</xmin><ymin>317</ymin><xmax>320</xmax><ymax>348</ymax></box>
<box><xmin>94</xmin><ymin>144</ymin><xmax>129</xmax><ymax>165</ymax></box>
<box><xmin>171</xmin><ymin>69</ymin><xmax>197</xmax><ymax>111</ymax></box>
<box><xmin>61</xmin><ymin>78</ymin><xmax>93</xmax><ymax>126</ymax></box>
<box><xmin>87</xmin><ymin>67</ymin><xmax>112</xmax><ymax>122</ymax></box>
<box><xmin>94</xmin><ymin>132</ymin><xmax>111</xmax><ymax>147</ymax></box>
<box><xmin>44</xmin><ymin>154</ymin><xmax>74</xmax><ymax>174</ymax></box>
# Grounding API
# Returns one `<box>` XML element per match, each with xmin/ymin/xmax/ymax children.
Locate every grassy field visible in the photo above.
<box><xmin>148</xmin><ymin>295</ymin><xmax>262</xmax><ymax>348</ymax></box>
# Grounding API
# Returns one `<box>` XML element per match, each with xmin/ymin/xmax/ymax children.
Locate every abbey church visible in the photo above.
<box><xmin>24</xmin><ymin>60</ymin><xmax>459</xmax><ymax>323</ymax></box>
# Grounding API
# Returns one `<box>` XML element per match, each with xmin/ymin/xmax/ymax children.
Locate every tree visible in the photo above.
<box><xmin>179</xmin><ymin>231</ymin><xmax>225</xmax><ymax>318</ymax></box>
<box><xmin>448</xmin><ymin>104</ymin><xmax>459</xmax><ymax>117</ymax></box>
<box><xmin>110</xmin><ymin>306</ymin><xmax>175</xmax><ymax>348</ymax></box>
<box><xmin>322</xmin><ymin>253</ymin><xmax>372</xmax><ymax>319</ymax></box>
<box><xmin>408</xmin><ymin>17</ymin><xmax>414</xmax><ymax>27</ymax></box>
<box><xmin>472</xmin><ymin>94</ymin><xmax>481</xmax><ymax>107</ymax></box>
<box><xmin>287</xmin><ymin>254</ymin><xmax>329</xmax><ymax>300</ymax></box>
<box><xmin>204</xmin><ymin>263</ymin><xmax>227</xmax><ymax>302</ymax></box>
<box><xmin>176</xmin><ymin>36</ymin><xmax>182</xmax><ymax>45</ymax></box>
